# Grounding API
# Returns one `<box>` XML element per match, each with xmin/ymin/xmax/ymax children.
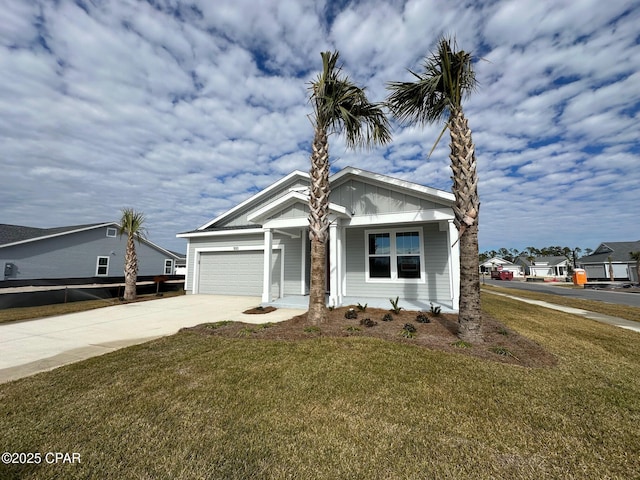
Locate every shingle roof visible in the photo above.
<box><xmin>579</xmin><ymin>241</ymin><xmax>640</xmax><ymax>263</ymax></box>
<box><xmin>515</xmin><ymin>255</ymin><xmax>568</xmax><ymax>266</ymax></box>
<box><xmin>0</xmin><ymin>223</ymin><xmax>112</xmax><ymax>247</ymax></box>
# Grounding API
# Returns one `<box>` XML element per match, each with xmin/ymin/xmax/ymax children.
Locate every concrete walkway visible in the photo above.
<box><xmin>484</xmin><ymin>290</ymin><xmax>640</xmax><ymax>333</ymax></box>
<box><xmin>0</xmin><ymin>295</ymin><xmax>305</xmax><ymax>384</ymax></box>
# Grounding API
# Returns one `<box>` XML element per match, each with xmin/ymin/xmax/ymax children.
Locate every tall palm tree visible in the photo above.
<box><xmin>118</xmin><ymin>208</ymin><xmax>148</xmax><ymax>301</ymax></box>
<box><xmin>386</xmin><ymin>37</ymin><xmax>482</xmax><ymax>341</ymax></box>
<box><xmin>307</xmin><ymin>51</ymin><xmax>391</xmax><ymax>324</ymax></box>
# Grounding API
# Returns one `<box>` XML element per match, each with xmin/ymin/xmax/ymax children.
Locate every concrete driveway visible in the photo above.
<box><xmin>0</xmin><ymin>295</ymin><xmax>305</xmax><ymax>384</ymax></box>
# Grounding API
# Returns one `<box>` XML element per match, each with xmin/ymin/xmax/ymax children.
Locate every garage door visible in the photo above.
<box><xmin>197</xmin><ymin>250</ymin><xmax>281</xmax><ymax>298</ymax></box>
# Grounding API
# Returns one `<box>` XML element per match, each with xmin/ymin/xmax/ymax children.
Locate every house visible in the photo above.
<box><xmin>1</xmin><ymin>222</ymin><xmax>183</xmax><ymax>282</ymax></box>
<box><xmin>578</xmin><ymin>241</ymin><xmax>640</xmax><ymax>282</ymax></box>
<box><xmin>177</xmin><ymin>167</ymin><xmax>460</xmax><ymax>311</ymax></box>
<box><xmin>514</xmin><ymin>255</ymin><xmax>569</xmax><ymax>279</ymax></box>
<box><xmin>479</xmin><ymin>257</ymin><xmax>523</xmax><ymax>277</ymax></box>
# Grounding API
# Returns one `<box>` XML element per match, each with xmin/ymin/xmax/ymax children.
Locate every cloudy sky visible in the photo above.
<box><xmin>2</xmin><ymin>0</ymin><xmax>638</xmax><ymax>255</ymax></box>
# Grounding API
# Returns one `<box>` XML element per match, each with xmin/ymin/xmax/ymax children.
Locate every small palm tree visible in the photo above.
<box><xmin>118</xmin><ymin>208</ymin><xmax>148</xmax><ymax>301</ymax></box>
<box><xmin>386</xmin><ymin>37</ymin><xmax>481</xmax><ymax>341</ymax></box>
<box><xmin>307</xmin><ymin>51</ymin><xmax>391</xmax><ymax>324</ymax></box>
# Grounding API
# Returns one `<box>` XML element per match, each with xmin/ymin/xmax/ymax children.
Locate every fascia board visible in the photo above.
<box><xmin>177</xmin><ymin>228</ymin><xmax>264</xmax><ymax>239</ymax></box>
<box><xmin>0</xmin><ymin>222</ymin><xmax>116</xmax><ymax>249</ymax></box>
<box><xmin>197</xmin><ymin>170</ymin><xmax>310</xmax><ymax>230</ymax></box>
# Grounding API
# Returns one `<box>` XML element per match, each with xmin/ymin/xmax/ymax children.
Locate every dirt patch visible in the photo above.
<box><xmin>183</xmin><ymin>306</ymin><xmax>556</xmax><ymax>368</ymax></box>
<box><xmin>243</xmin><ymin>306</ymin><xmax>278</xmax><ymax>314</ymax></box>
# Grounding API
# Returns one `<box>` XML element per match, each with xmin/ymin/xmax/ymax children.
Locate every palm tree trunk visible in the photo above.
<box><xmin>449</xmin><ymin>107</ymin><xmax>482</xmax><ymax>342</ymax></box>
<box><xmin>123</xmin><ymin>234</ymin><xmax>138</xmax><ymax>301</ymax></box>
<box><xmin>308</xmin><ymin>128</ymin><xmax>330</xmax><ymax>324</ymax></box>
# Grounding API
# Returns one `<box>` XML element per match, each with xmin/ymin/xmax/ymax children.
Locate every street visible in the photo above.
<box><xmin>482</xmin><ymin>278</ymin><xmax>640</xmax><ymax>308</ymax></box>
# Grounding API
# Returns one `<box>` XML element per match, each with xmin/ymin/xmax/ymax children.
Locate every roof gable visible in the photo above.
<box><xmin>1</xmin><ymin>222</ymin><xmax>181</xmax><ymax>259</ymax></box>
<box><xmin>189</xmin><ymin>167</ymin><xmax>454</xmax><ymax>233</ymax></box>
<box><xmin>579</xmin><ymin>241</ymin><xmax>640</xmax><ymax>263</ymax></box>
<box><xmin>197</xmin><ymin>170</ymin><xmax>310</xmax><ymax>230</ymax></box>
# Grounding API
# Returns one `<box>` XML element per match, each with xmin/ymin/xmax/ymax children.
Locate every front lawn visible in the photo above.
<box><xmin>1</xmin><ymin>293</ymin><xmax>639</xmax><ymax>479</ymax></box>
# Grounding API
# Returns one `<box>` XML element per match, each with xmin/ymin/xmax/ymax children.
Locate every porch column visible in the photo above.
<box><xmin>262</xmin><ymin>228</ymin><xmax>272</xmax><ymax>303</ymax></box>
<box><xmin>448</xmin><ymin>220</ymin><xmax>460</xmax><ymax>311</ymax></box>
<box><xmin>329</xmin><ymin>222</ymin><xmax>341</xmax><ymax>307</ymax></box>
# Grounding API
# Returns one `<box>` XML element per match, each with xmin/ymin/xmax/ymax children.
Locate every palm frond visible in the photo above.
<box><xmin>309</xmin><ymin>50</ymin><xmax>391</xmax><ymax>150</ymax></box>
<box><xmin>118</xmin><ymin>208</ymin><xmax>148</xmax><ymax>242</ymax></box>
<box><xmin>386</xmin><ymin>36</ymin><xmax>477</xmax><ymax>127</ymax></box>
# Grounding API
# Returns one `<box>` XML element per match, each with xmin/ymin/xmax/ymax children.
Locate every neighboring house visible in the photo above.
<box><xmin>177</xmin><ymin>167</ymin><xmax>461</xmax><ymax>311</ymax></box>
<box><xmin>479</xmin><ymin>257</ymin><xmax>523</xmax><ymax>277</ymax></box>
<box><xmin>1</xmin><ymin>222</ymin><xmax>182</xmax><ymax>282</ymax></box>
<box><xmin>514</xmin><ymin>255</ymin><xmax>569</xmax><ymax>279</ymax></box>
<box><xmin>578</xmin><ymin>241</ymin><xmax>640</xmax><ymax>282</ymax></box>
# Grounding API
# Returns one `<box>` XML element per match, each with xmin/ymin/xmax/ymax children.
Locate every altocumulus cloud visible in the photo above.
<box><xmin>1</xmin><ymin>0</ymin><xmax>638</xmax><ymax>254</ymax></box>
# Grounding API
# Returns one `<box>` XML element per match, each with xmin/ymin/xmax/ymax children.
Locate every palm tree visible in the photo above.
<box><xmin>307</xmin><ymin>51</ymin><xmax>391</xmax><ymax>324</ymax></box>
<box><xmin>118</xmin><ymin>208</ymin><xmax>148</xmax><ymax>301</ymax></box>
<box><xmin>386</xmin><ymin>37</ymin><xmax>482</xmax><ymax>341</ymax></box>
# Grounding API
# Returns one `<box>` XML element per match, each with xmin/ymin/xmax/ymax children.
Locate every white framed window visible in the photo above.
<box><xmin>365</xmin><ymin>228</ymin><xmax>425</xmax><ymax>283</ymax></box>
<box><xmin>96</xmin><ymin>256</ymin><xmax>109</xmax><ymax>276</ymax></box>
<box><xmin>106</xmin><ymin>228</ymin><xmax>117</xmax><ymax>238</ymax></box>
<box><xmin>164</xmin><ymin>259</ymin><xmax>174</xmax><ymax>275</ymax></box>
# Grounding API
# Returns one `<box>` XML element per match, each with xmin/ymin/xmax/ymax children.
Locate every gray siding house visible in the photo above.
<box><xmin>178</xmin><ymin>167</ymin><xmax>460</xmax><ymax>311</ymax></box>
<box><xmin>1</xmin><ymin>223</ymin><xmax>182</xmax><ymax>281</ymax></box>
<box><xmin>578</xmin><ymin>241</ymin><xmax>640</xmax><ymax>282</ymax></box>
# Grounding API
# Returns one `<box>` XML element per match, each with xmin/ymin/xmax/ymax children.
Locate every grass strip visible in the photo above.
<box><xmin>482</xmin><ymin>284</ymin><xmax>640</xmax><ymax>323</ymax></box>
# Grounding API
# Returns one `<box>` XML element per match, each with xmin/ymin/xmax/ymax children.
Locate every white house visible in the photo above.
<box><xmin>479</xmin><ymin>256</ymin><xmax>523</xmax><ymax>277</ymax></box>
<box><xmin>177</xmin><ymin>167</ymin><xmax>461</xmax><ymax>311</ymax></box>
<box><xmin>515</xmin><ymin>256</ymin><xmax>569</xmax><ymax>279</ymax></box>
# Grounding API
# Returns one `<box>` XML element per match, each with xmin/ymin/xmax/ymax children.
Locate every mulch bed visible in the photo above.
<box><xmin>183</xmin><ymin>306</ymin><xmax>556</xmax><ymax>368</ymax></box>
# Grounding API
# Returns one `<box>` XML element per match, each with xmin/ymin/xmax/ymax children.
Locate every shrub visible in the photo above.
<box><xmin>359</xmin><ymin>317</ymin><xmax>377</xmax><ymax>328</ymax></box>
<box><xmin>490</xmin><ymin>346</ymin><xmax>519</xmax><ymax>360</ymax></box>
<box><xmin>303</xmin><ymin>326</ymin><xmax>321</xmax><ymax>335</ymax></box>
<box><xmin>401</xmin><ymin>323</ymin><xmax>417</xmax><ymax>338</ymax></box>
<box><xmin>382</xmin><ymin>313</ymin><xmax>394</xmax><ymax>322</ymax></box>
<box><xmin>345</xmin><ymin>308</ymin><xmax>358</xmax><ymax>320</ymax></box>
<box><xmin>416</xmin><ymin>313</ymin><xmax>431</xmax><ymax>324</ymax></box>
<box><xmin>389</xmin><ymin>296</ymin><xmax>403</xmax><ymax>314</ymax></box>
<box><xmin>451</xmin><ymin>340</ymin><xmax>472</xmax><ymax>349</ymax></box>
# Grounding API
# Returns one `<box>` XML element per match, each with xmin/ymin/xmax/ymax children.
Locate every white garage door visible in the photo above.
<box><xmin>197</xmin><ymin>250</ymin><xmax>281</xmax><ymax>298</ymax></box>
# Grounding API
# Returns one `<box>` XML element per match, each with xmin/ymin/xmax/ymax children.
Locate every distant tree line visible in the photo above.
<box><xmin>479</xmin><ymin>246</ymin><xmax>592</xmax><ymax>265</ymax></box>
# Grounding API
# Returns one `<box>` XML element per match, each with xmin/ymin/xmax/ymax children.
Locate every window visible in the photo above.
<box><xmin>365</xmin><ymin>228</ymin><xmax>425</xmax><ymax>282</ymax></box>
<box><xmin>164</xmin><ymin>259</ymin><xmax>174</xmax><ymax>275</ymax></box>
<box><xmin>106</xmin><ymin>228</ymin><xmax>117</xmax><ymax>238</ymax></box>
<box><xmin>96</xmin><ymin>256</ymin><xmax>109</xmax><ymax>276</ymax></box>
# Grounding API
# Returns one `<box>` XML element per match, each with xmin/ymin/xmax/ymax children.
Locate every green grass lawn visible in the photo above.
<box><xmin>1</xmin><ymin>293</ymin><xmax>639</xmax><ymax>479</ymax></box>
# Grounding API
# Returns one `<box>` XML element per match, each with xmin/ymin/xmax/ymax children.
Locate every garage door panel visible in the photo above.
<box><xmin>197</xmin><ymin>250</ymin><xmax>280</xmax><ymax>298</ymax></box>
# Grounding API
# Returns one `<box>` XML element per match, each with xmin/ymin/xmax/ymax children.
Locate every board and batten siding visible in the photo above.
<box><xmin>331</xmin><ymin>179</ymin><xmax>438</xmax><ymax>216</ymax></box>
<box><xmin>344</xmin><ymin>223</ymin><xmax>452</xmax><ymax>307</ymax></box>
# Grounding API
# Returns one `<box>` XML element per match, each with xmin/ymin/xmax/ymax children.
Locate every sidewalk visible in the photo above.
<box><xmin>484</xmin><ymin>290</ymin><xmax>640</xmax><ymax>333</ymax></box>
